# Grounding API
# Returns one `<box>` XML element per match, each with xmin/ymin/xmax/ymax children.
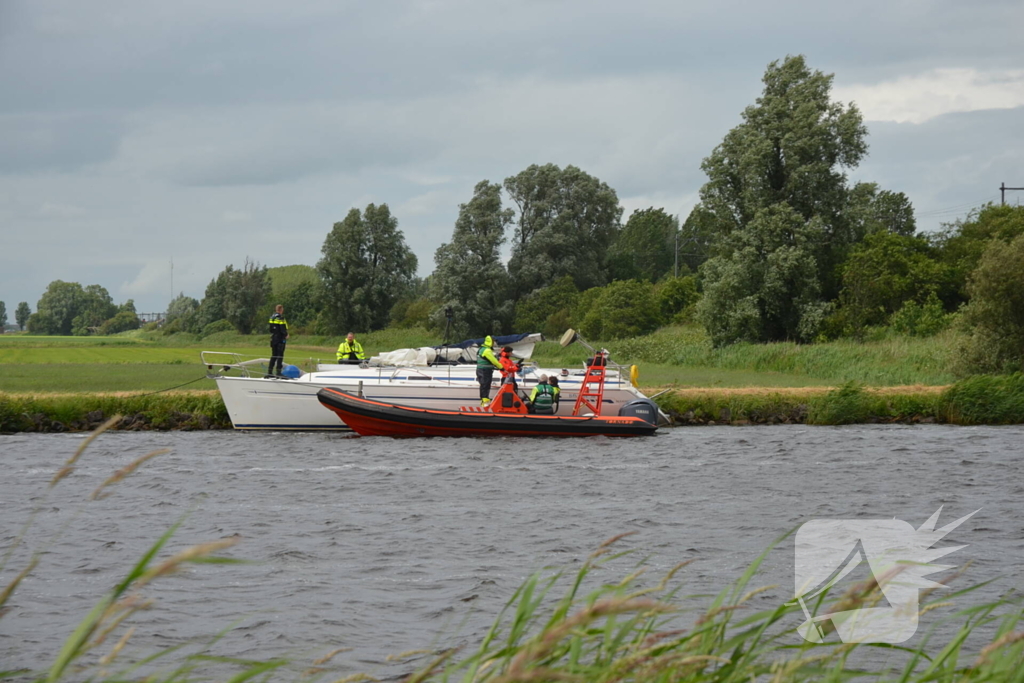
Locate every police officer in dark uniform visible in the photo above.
<box><xmin>268</xmin><ymin>304</ymin><xmax>288</xmax><ymax>377</ymax></box>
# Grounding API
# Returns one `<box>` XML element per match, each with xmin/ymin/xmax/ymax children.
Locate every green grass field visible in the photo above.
<box><xmin>0</xmin><ymin>325</ymin><xmax>955</xmax><ymax>393</ymax></box>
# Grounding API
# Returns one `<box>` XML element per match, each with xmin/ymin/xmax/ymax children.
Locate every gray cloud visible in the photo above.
<box><xmin>1</xmin><ymin>0</ymin><xmax>1022</xmax><ymax>313</ymax></box>
<box><xmin>0</xmin><ymin>113</ymin><xmax>124</xmax><ymax>173</ymax></box>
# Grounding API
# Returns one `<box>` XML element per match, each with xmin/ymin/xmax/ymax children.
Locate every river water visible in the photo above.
<box><xmin>1</xmin><ymin>426</ymin><xmax>1022</xmax><ymax>678</ymax></box>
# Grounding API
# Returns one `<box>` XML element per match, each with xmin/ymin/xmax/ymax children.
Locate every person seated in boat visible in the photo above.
<box><xmin>476</xmin><ymin>335</ymin><xmax>503</xmax><ymax>406</ymax></box>
<box><xmin>548</xmin><ymin>376</ymin><xmax>560</xmax><ymax>412</ymax></box>
<box><xmin>528</xmin><ymin>375</ymin><xmax>560</xmax><ymax>415</ymax></box>
<box><xmin>336</xmin><ymin>332</ymin><xmax>366</xmax><ymax>364</ymax></box>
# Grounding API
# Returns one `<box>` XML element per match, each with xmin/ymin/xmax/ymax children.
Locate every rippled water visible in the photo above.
<box><xmin>1</xmin><ymin>426</ymin><xmax>1022</xmax><ymax>677</ymax></box>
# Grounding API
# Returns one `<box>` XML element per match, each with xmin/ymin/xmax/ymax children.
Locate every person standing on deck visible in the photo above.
<box><xmin>476</xmin><ymin>335</ymin><xmax>503</xmax><ymax>405</ymax></box>
<box><xmin>267</xmin><ymin>304</ymin><xmax>289</xmax><ymax>377</ymax></box>
<box><xmin>336</xmin><ymin>332</ymin><xmax>366</xmax><ymax>363</ymax></box>
<box><xmin>498</xmin><ymin>345</ymin><xmax>520</xmax><ymax>392</ymax></box>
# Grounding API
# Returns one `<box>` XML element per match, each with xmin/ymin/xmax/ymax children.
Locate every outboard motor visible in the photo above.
<box><xmin>617</xmin><ymin>398</ymin><xmax>659</xmax><ymax>425</ymax></box>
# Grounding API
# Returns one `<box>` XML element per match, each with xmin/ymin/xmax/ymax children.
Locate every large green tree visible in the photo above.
<box><xmin>431</xmin><ymin>180</ymin><xmax>514</xmax><ymax>338</ymax></box>
<box><xmin>695</xmin><ymin>55</ymin><xmax>873</xmax><ymax>344</ymax></box>
<box><xmin>677</xmin><ymin>205</ymin><xmax>716</xmax><ymax>274</ymax></box>
<box><xmin>15</xmin><ymin>302</ymin><xmax>30</xmax><ymax>331</ymax></box>
<box><xmin>318</xmin><ymin>203</ymin><xmax>418</xmax><ymax>333</ymax></box>
<box><xmin>847</xmin><ymin>182</ymin><xmax>917</xmax><ymax>238</ymax></box>
<box><xmin>0</xmin><ymin>301</ymin><xmax>6</xmax><ymax>329</ymax></box>
<box><xmin>697</xmin><ymin>204</ymin><xmax>831</xmax><ymax>345</ymax></box>
<box><xmin>837</xmin><ymin>231</ymin><xmax>949</xmax><ymax>330</ymax></box>
<box><xmin>31</xmin><ymin>281</ymin><xmax>88</xmax><ymax>335</ymax></box>
<box><xmin>607</xmin><ymin>208</ymin><xmax>678</xmax><ymax>282</ymax></box>
<box><xmin>192</xmin><ymin>259</ymin><xmax>272</xmax><ymax>334</ymax></box>
<box><xmin>932</xmin><ymin>204</ymin><xmax>1024</xmax><ymax>308</ymax></box>
<box><xmin>223</xmin><ymin>258</ymin><xmax>272</xmax><ymax>334</ymax></box>
<box><xmin>504</xmin><ymin>164</ymin><xmax>622</xmax><ymax>296</ymax></box>
<box><xmin>71</xmin><ymin>285</ymin><xmax>118</xmax><ymax>335</ymax></box>
<box><xmin>699</xmin><ymin>55</ymin><xmax>867</xmax><ymax>246</ymax></box>
<box><xmin>166</xmin><ymin>293</ymin><xmax>199</xmax><ymax>325</ymax></box>
<box><xmin>954</xmin><ymin>232</ymin><xmax>1024</xmax><ymax>375</ymax></box>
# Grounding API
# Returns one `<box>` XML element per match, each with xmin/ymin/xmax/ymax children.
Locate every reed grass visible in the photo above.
<box><xmin>3</xmin><ymin>325</ymin><xmax>958</xmax><ymax>389</ymax></box>
<box><xmin>935</xmin><ymin>373</ymin><xmax>1024</xmax><ymax>426</ymax></box>
<box><xmin>533</xmin><ymin>326</ymin><xmax>957</xmax><ymax>387</ymax></box>
<box><xmin>418</xmin><ymin>537</ymin><xmax>1024</xmax><ymax>683</ymax></box>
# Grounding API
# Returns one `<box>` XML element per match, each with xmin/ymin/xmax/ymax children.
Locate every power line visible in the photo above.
<box><xmin>916</xmin><ymin>195</ymin><xmax>999</xmax><ymax>218</ymax></box>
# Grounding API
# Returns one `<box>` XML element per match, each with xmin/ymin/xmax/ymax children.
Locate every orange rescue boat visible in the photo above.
<box><xmin>317</xmin><ymin>351</ymin><xmax>659</xmax><ymax>437</ymax></box>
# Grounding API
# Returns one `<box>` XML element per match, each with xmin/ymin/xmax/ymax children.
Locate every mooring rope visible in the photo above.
<box><xmin>136</xmin><ymin>376</ymin><xmax>210</xmax><ymax>397</ymax></box>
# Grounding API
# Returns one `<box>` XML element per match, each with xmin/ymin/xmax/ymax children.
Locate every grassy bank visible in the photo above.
<box><xmin>658</xmin><ymin>375</ymin><xmax>1024</xmax><ymax>426</ymax></box>
<box><xmin>3</xmin><ymin>375</ymin><xmax>1024</xmax><ymax>432</ymax></box>
<box><xmin>0</xmin><ymin>390</ymin><xmax>229</xmax><ymax>433</ymax></box>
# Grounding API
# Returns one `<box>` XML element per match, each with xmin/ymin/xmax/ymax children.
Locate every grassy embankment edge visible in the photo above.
<box><xmin>0</xmin><ymin>390</ymin><xmax>230</xmax><ymax>433</ymax></box>
<box><xmin>3</xmin><ymin>374</ymin><xmax>1024</xmax><ymax>432</ymax></box>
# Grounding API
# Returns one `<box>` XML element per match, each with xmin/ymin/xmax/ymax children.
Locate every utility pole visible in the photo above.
<box><xmin>674</xmin><ymin>232</ymin><xmax>679</xmax><ymax>278</ymax></box>
<box><xmin>1001</xmin><ymin>182</ymin><xmax>1024</xmax><ymax>206</ymax></box>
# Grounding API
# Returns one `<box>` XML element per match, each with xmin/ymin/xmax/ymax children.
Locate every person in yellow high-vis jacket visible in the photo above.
<box><xmin>336</xmin><ymin>332</ymin><xmax>366</xmax><ymax>363</ymax></box>
<box><xmin>476</xmin><ymin>335</ymin><xmax>503</xmax><ymax>405</ymax></box>
<box><xmin>267</xmin><ymin>304</ymin><xmax>288</xmax><ymax>377</ymax></box>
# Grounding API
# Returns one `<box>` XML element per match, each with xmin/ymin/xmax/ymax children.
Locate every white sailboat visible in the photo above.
<box><xmin>203</xmin><ymin>333</ymin><xmax>660</xmax><ymax>431</ymax></box>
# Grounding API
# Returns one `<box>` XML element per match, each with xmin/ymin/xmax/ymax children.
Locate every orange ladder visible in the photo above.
<box><xmin>572</xmin><ymin>351</ymin><xmax>608</xmax><ymax>416</ymax></box>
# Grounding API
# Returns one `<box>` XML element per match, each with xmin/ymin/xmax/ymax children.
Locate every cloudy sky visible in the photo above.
<box><xmin>2</xmin><ymin>0</ymin><xmax>1023</xmax><ymax>314</ymax></box>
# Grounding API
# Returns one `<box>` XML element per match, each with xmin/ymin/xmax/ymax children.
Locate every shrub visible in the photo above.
<box><xmin>656</xmin><ymin>275</ymin><xmax>699</xmax><ymax>323</ymax></box>
<box><xmin>390</xmin><ymin>297</ymin><xmax>434</xmax><ymax>329</ymax></box>
<box><xmin>97</xmin><ymin>310</ymin><xmax>142</xmax><ymax>336</ymax></box>
<box><xmin>578</xmin><ymin>280</ymin><xmax>661</xmax><ymax>340</ymax></box>
<box><xmin>937</xmin><ymin>373</ymin><xmax>1024</xmax><ymax>425</ymax></box>
<box><xmin>888</xmin><ymin>292</ymin><xmax>952</xmax><ymax>337</ymax></box>
<box><xmin>201</xmin><ymin>319</ymin><xmax>236</xmax><ymax>338</ymax></box>
<box><xmin>806</xmin><ymin>382</ymin><xmax>874</xmax><ymax>425</ymax></box>
<box><xmin>514</xmin><ymin>276</ymin><xmax>579</xmax><ymax>334</ymax></box>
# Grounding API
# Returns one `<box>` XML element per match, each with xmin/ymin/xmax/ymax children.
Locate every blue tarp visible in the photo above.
<box><xmin>434</xmin><ymin>333</ymin><xmax>534</xmax><ymax>350</ymax></box>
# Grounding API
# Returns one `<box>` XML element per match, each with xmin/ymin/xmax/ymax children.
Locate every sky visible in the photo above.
<box><xmin>2</xmin><ymin>0</ymin><xmax>1023</xmax><ymax>314</ymax></box>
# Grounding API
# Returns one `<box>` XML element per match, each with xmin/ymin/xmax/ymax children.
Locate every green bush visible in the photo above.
<box><xmin>889</xmin><ymin>292</ymin><xmax>952</xmax><ymax>337</ymax></box>
<box><xmin>806</xmin><ymin>382</ymin><xmax>875</xmax><ymax>425</ymax></box>
<box><xmin>578</xmin><ymin>280</ymin><xmax>661</xmax><ymax>340</ymax></box>
<box><xmin>390</xmin><ymin>296</ymin><xmax>434</xmax><ymax>329</ymax></box>
<box><xmin>938</xmin><ymin>373</ymin><xmax>1024</xmax><ymax>425</ymax></box>
<box><xmin>514</xmin><ymin>276</ymin><xmax>579</xmax><ymax>335</ymax></box>
<box><xmin>97</xmin><ymin>310</ymin><xmax>142</xmax><ymax>336</ymax></box>
<box><xmin>656</xmin><ymin>275</ymin><xmax>699</xmax><ymax>322</ymax></box>
<box><xmin>201</xmin><ymin>319</ymin><xmax>236</xmax><ymax>338</ymax></box>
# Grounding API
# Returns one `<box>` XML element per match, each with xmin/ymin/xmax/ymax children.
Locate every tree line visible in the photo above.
<box><xmin>10</xmin><ymin>55</ymin><xmax>1024</xmax><ymax>375</ymax></box>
